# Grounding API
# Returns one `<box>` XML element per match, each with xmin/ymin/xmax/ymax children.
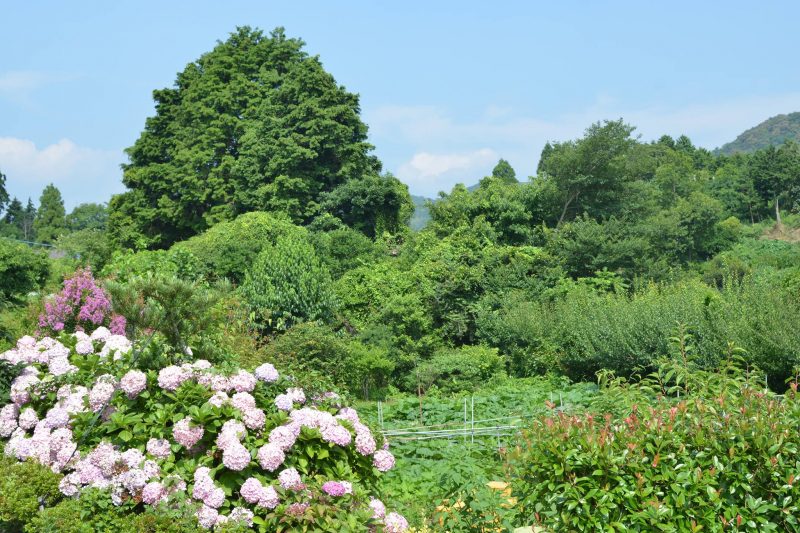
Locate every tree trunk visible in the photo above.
<box><xmin>557</xmin><ymin>191</ymin><xmax>579</xmax><ymax>228</ymax></box>
<box><xmin>775</xmin><ymin>196</ymin><xmax>782</xmax><ymax>226</ymax></box>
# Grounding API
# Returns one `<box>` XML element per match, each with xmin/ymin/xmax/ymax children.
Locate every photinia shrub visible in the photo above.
<box><xmin>0</xmin><ymin>328</ymin><xmax>408</xmax><ymax>531</ymax></box>
<box><xmin>504</xmin><ymin>362</ymin><xmax>800</xmax><ymax>531</ymax></box>
<box><xmin>38</xmin><ymin>268</ymin><xmax>126</xmax><ymax>337</ymax></box>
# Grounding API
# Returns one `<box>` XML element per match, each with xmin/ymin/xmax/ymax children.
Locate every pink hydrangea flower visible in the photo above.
<box><xmin>146</xmin><ymin>438</ymin><xmax>171</xmax><ymax>459</ymax></box>
<box><xmin>254</xmin><ymin>363</ymin><xmax>279</xmax><ymax>383</ymax></box>
<box><xmin>158</xmin><ymin>366</ymin><xmax>190</xmax><ymax>392</ymax></box>
<box><xmin>257</xmin><ymin>443</ymin><xmax>285</xmax><ymax>472</ymax></box>
<box><xmin>259</xmin><ymin>485</ymin><xmax>280</xmax><ymax>509</ymax></box>
<box><xmin>373</xmin><ymin>449</ymin><xmax>396</xmax><ymax>472</ymax></box>
<box><xmin>222</xmin><ymin>443</ymin><xmax>251</xmax><ymax>471</ymax></box>
<box><xmin>322</xmin><ymin>481</ymin><xmax>347</xmax><ymax>497</ymax></box>
<box><xmin>75</xmin><ymin>339</ymin><xmax>94</xmax><ymax>355</ymax></box>
<box><xmin>196</xmin><ymin>505</ymin><xmax>219</xmax><ymax>529</ymax></box>
<box><xmin>229</xmin><ymin>370</ymin><xmax>256</xmax><ymax>393</ymax></box>
<box><xmin>240</xmin><ymin>477</ymin><xmax>266</xmax><ymax>504</ymax></box>
<box><xmin>274</xmin><ymin>394</ymin><xmax>293</xmax><ymax>411</ymax></box>
<box><xmin>18</xmin><ymin>407</ymin><xmax>39</xmax><ymax>430</ymax></box>
<box><xmin>268</xmin><ymin>424</ymin><xmax>300</xmax><ymax>451</ymax></box>
<box><xmin>278</xmin><ymin>468</ymin><xmax>304</xmax><ymax>491</ymax></box>
<box><xmin>231</xmin><ymin>392</ymin><xmax>256</xmax><ymax>411</ymax></box>
<box><xmin>119</xmin><ymin>370</ymin><xmax>147</xmax><ymax>399</ymax></box>
<box><xmin>384</xmin><ymin>512</ymin><xmax>409</xmax><ymax>533</ymax></box>
<box><xmin>321</xmin><ymin>423</ymin><xmax>352</xmax><ymax>447</ymax></box>
<box><xmin>243</xmin><ymin>408</ymin><xmax>266</xmax><ymax>430</ymax></box>
<box><xmin>229</xmin><ymin>507</ymin><xmax>254</xmax><ymax>527</ymax></box>
<box><xmin>173</xmin><ymin>417</ymin><xmax>204</xmax><ymax>448</ymax></box>
<box><xmin>141</xmin><ymin>481</ymin><xmax>165</xmax><ymax>505</ymax></box>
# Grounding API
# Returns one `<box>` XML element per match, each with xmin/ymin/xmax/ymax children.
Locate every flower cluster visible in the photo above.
<box><xmin>0</xmin><ymin>325</ymin><xmax>408</xmax><ymax>532</ymax></box>
<box><xmin>37</xmin><ymin>268</ymin><xmax>126</xmax><ymax>336</ymax></box>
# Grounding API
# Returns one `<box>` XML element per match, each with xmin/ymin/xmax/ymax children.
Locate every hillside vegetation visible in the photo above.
<box><xmin>717</xmin><ymin>111</ymin><xmax>800</xmax><ymax>155</ymax></box>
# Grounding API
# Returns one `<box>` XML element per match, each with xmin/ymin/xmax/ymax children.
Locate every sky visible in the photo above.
<box><xmin>2</xmin><ymin>1</ymin><xmax>800</xmax><ymax>209</ymax></box>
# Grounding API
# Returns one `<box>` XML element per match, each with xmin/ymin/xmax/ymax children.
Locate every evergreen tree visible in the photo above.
<box><xmin>1</xmin><ymin>197</ymin><xmax>23</xmax><ymax>238</ymax></box>
<box><xmin>0</xmin><ymin>169</ymin><xmax>8</xmax><ymax>216</ymax></box>
<box><xmin>22</xmin><ymin>198</ymin><xmax>36</xmax><ymax>240</ymax></box>
<box><xmin>491</xmin><ymin>159</ymin><xmax>518</xmax><ymax>183</ymax></box>
<box><xmin>109</xmin><ymin>26</ymin><xmax>380</xmax><ymax>249</ymax></box>
<box><xmin>33</xmin><ymin>184</ymin><xmax>66</xmax><ymax>243</ymax></box>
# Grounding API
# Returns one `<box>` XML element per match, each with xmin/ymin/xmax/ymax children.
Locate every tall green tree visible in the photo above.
<box><xmin>67</xmin><ymin>203</ymin><xmax>108</xmax><ymax>231</ymax></box>
<box><xmin>0</xmin><ymin>169</ymin><xmax>8</xmax><ymax>215</ymax></box>
<box><xmin>748</xmin><ymin>141</ymin><xmax>800</xmax><ymax>223</ymax></box>
<box><xmin>1</xmin><ymin>197</ymin><xmax>23</xmax><ymax>238</ymax></box>
<box><xmin>22</xmin><ymin>198</ymin><xmax>37</xmax><ymax>240</ymax></box>
<box><xmin>491</xmin><ymin>159</ymin><xmax>518</xmax><ymax>183</ymax></box>
<box><xmin>33</xmin><ymin>184</ymin><xmax>66</xmax><ymax>243</ymax></box>
<box><xmin>109</xmin><ymin>26</ymin><xmax>380</xmax><ymax>249</ymax></box>
<box><xmin>538</xmin><ymin>119</ymin><xmax>636</xmax><ymax>226</ymax></box>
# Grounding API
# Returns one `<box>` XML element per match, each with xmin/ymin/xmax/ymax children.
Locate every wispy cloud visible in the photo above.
<box><xmin>368</xmin><ymin>92</ymin><xmax>800</xmax><ymax>197</ymax></box>
<box><xmin>0</xmin><ymin>70</ymin><xmax>76</xmax><ymax>105</ymax></box>
<box><xmin>0</xmin><ymin>137</ymin><xmax>124</xmax><ymax>209</ymax></box>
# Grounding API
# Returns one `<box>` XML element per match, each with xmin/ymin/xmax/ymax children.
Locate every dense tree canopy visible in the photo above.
<box><xmin>33</xmin><ymin>184</ymin><xmax>66</xmax><ymax>243</ymax></box>
<box><xmin>109</xmin><ymin>26</ymin><xmax>381</xmax><ymax>249</ymax></box>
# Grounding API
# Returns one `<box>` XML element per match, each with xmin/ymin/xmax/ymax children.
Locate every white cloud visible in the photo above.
<box><xmin>367</xmin><ymin>91</ymin><xmax>800</xmax><ymax>197</ymax></box>
<box><xmin>0</xmin><ymin>71</ymin><xmax>51</xmax><ymax>92</ymax></box>
<box><xmin>0</xmin><ymin>137</ymin><xmax>124</xmax><ymax>209</ymax></box>
<box><xmin>397</xmin><ymin>148</ymin><xmax>498</xmax><ymax>197</ymax></box>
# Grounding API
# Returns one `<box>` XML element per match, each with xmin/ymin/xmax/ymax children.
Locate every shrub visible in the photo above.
<box><xmin>505</xmin><ymin>361</ymin><xmax>800</xmax><ymax>531</ymax></box>
<box><xmin>240</xmin><ymin>235</ymin><xmax>337</xmax><ymax>334</ymax></box>
<box><xmin>101</xmin><ymin>248</ymin><xmax>202</xmax><ymax>283</ymax></box>
<box><xmin>0</xmin><ymin>454</ymin><xmax>63</xmax><ymax>529</ymax></box>
<box><xmin>417</xmin><ymin>346</ymin><xmax>506</xmax><ymax>395</ymax></box>
<box><xmin>0</xmin><ymin>326</ymin><xmax>407</xmax><ymax>532</ymax></box>
<box><xmin>0</xmin><ymin>239</ymin><xmax>49</xmax><ymax>303</ymax></box>
<box><xmin>37</xmin><ymin>268</ymin><xmax>126</xmax><ymax>337</ymax></box>
<box><xmin>173</xmin><ymin>212</ymin><xmax>305</xmax><ymax>283</ymax></box>
<box><xmin>55</xmin><ymin>229</ymin><xmax>114</xmax><ymax>271</ymax></box>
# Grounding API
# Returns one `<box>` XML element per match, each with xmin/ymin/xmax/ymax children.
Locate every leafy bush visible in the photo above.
<box><xmin>38</xmin><ymin>268</ymin><xmax>126</xmax><ymax>337</ymax></box>
<box><xmin>417</xmin><ymin>346</ymin><xmax>505</xmax><ymax>395</ymax></box>
<box><xmin>240</xmin><ymin>235</ymin><xmax>337</xmax><ymax>334</ymax></box>
<box><xmin>0</xmin><ymin>326</ymin><xmax>407</xmax><ymax>532</ymax></box>
<box><xmin>0</xmin><ymin>454</ymin><xmax>63</xmax><ymax>530</ymax></box>
<box><xmin>101</xmin><ymin>248</ymin><xmax>202</xmax><ymax>283</ymax></box>
<box><xmin>37</xmin><ymin>268</ymin><xmax>126</xmax><ymax>337</ymax></box>
<box><xmin>263</xmin><ymin>323</ymin><xmax>394</xmax><ymax>400</ymax></box>
<box><xmin>505</xmin><ymin>360</ymin><xmax>800</xmax><ymax>531</ymax></box>
<box><xmin>55</xmin><ymin>229</ymin><xmax>114</xmax><ymax>271</ymax></box>
<box><xmin>173</xmin><ymin>212</ymin><xmax>305</xmax><ymax>283</ymax></box>
<box><xmin>0</xmin><ymin>239</ymin><xmax>49</xmax><ymax>303</ymax></box>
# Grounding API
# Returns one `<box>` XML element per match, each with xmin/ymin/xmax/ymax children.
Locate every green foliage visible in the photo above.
<box><xmin>506</xmin><ymin>360</ymin><xmax>800</xmax><ymax>531</ymax></box>
<box><xmin>717</xmin><ymin>111</ymin><xmax>800</xmax><ymax>155</ymax></box>
<box><xmin>417</xmin><ymin>345</ymin><xmax>505</xmax><ymax>395</ymax></box>
<box><xmin>105</xmin><ymin>274</ymin><xmax>228</xmax><ymax>361</ymax></box>
<box><xmin>0</xmin><ymin>455</ymin><xmax>63</xmax><ymax>529</ymax></box>
<box><xmin>55</xmin><ymin>229</ymin><xmax>114</xmax><ymax>271</ymax></box>
<box><xmin>33</xmin><ymin>184</ymin><xmax>67</xmax><ymax>243</ymax></box>
<box><xmin>309</xmin><ymin>227</ymin><xmax>381</xmax><ymax>279</ymax></box>
<box><xmin>240</xmin><ymin>234</ymin><xmax>336</xmax><ymax>334</ymax></box>
<box><xmin>538</xmin><ymin>119</ymin><xmax>637</xmax><ymax>226</ymax></box>
<box><xmin>490</xmin><ymin>158</ymin><xmax>517</xmax><ymax>184</ymax></box>
<box><xmin>28</xmin><ymin>489</ymin><xmax>203</xmax><ymax>532</ymax></box>
<box><xmin>172</xmin><ymin>211</ymin><xmax>304</xmax><ymax>283</ymax></box>
<box><xmin>0</xmin><ymin>239</ymin><xmax>49</xmax><ymax>302</ymax></box>
<box><xmin>101</xmin><ymin>248</ymin><xmax>201</xmax><ymax>283</ymax></box>
<box><xmin>320</xmin><ymin>174</ymin><xmax>413</xmax><ymax>238</ymax></box>
<box><xmin>109</xmin><ymin>26</ymin><xmax>380</xmax><ymax>248</ymax></box>
<box><xmin>66</xmin><ymin>203</ymin><xmax>108</xmax><ymax>232</ymax></box>
<box><xmin>263</xmin><ymin>322</ymin><xmax>394</xmax><ymax>399</ymax></box>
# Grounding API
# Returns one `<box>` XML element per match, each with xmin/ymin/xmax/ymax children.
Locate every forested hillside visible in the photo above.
<box><xmin>717</xmin><ymin>111</ymin><xmax>800</xmax><ymax>154</ymax></box>
<box><xmin>1</xmin><ymin>25</ymin><xmax>800</xmax><ymax>533</ymax></box>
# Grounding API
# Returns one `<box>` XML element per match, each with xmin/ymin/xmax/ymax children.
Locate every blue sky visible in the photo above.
<box><xmin>2</xmin><ymin>1</ymin><xmax>800</xmax><ymax>209</ymax></box>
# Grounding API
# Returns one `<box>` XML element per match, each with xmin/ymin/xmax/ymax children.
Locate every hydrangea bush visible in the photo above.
<box><xmin>38</xmin><ymin>268</ymin><xmax>126</xmax><ymax>337</ymax></box>
<box><xmin>0</xmin><ymin>328</ymin><xmax>407</xmax><ymax>531</ymax></box>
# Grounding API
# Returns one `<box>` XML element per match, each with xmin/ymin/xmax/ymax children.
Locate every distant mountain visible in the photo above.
<box><xmin>409</xmin><ymin>195</ymin><xmax>433</xmax><ymax>231</ymax></box>
<box><xmin>717</xmin><ymin>112</ymin><xmax>800</xmax><ymax>155</ymax></box>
